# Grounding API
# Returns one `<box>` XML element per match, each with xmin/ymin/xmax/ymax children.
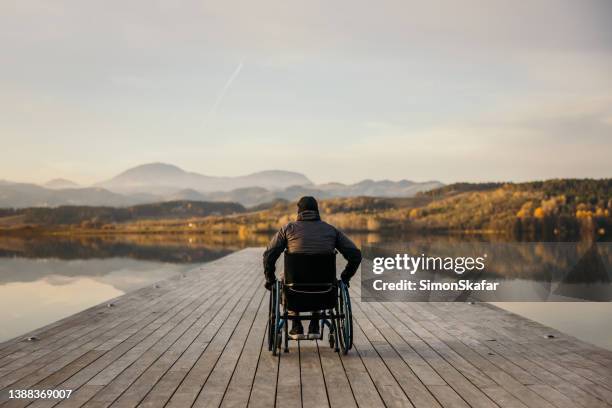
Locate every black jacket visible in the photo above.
<box><xmin>262</xmin><ymin>210</ymin><xmax>362</xmax><ymax>283</ymax></box>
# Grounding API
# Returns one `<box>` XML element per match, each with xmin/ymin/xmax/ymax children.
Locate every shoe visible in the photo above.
<box><xmin>289</xmin><ymin>321</ymin><xmax>304</xmax><ymax>336</ymax></box>
<box><xmin>308</xmin><ymin>319</ymin><xmax>320</xmax><ymax>335</ymax></box>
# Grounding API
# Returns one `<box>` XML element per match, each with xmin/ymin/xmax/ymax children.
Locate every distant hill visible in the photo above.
<box><xmin>202</xmin><ymin>187</ymin><xmax>276</xmax><ymax>207</ymax></box>
<box><xmin>0</xmin><ymin>183</ymin><xmax>138</xmax><ymax>208</ymax></box>
<box><xmin>0</xmin><ymin>163</ymin><xmax>443</xmax><ymax>208</ymax></box>
<box><xmin>43</xmin><ymin>178</ymin><xmax>80</xmax><ymax>189</ymax></box>
<box><xmin>419</xmin><ymin>182</ymin><xmax>505</xmax><ymax>198</ymax></box>
<box><xmin>95</xmin><ymin>162</ymin><xmax>441</xmax><ymax>201</ymax></box>
<box><xmin>0</xmin><ymin>180</ymin><xmax>442</xmax><ymax>208</ymax></box>
<box><xmin>96</xmin><ymin>163</ymin><xmax>312</xmax><ymax>194</ymax></box>
<box><xmin>199</xmin><ymin>180</ymin><xmax>444</xmax><ymax>206</ymax></box>
<box><xmin>408</xmin><ymin>179</ymin><xmax>612</xmax><ymax>238</ymax></box>
<box><xmin>165</xmin><ymin>189</ymin><xmax>209</xmax><ymax>202</ymax></box>
<box><xmin>315</xmin><ymin>179</ymin><xmax>444</xmax><ymax>198</ymax></box>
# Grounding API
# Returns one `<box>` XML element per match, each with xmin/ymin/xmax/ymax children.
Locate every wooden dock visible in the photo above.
<box><xmin>1</xmin><ymin>248</ymin><xmax>611</xmax><ymax>408</ymax></box>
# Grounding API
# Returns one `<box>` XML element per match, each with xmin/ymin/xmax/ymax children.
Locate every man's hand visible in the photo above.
<box><xmin>264</xmin><ymin>279</ymin><xmax>276</xmax><ymax>291</ymax></box>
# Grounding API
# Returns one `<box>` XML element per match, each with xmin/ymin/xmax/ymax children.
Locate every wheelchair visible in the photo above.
<box><xmin>268</xmin><ymin>251</ymin><xmax>353</xmax><ymax>355</ymax></box>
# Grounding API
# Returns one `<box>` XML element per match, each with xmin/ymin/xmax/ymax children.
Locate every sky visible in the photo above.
<box><xmin>1</xmin><ymin>0</ymin><xmax>611</xmax><ymax>185</ymax></box>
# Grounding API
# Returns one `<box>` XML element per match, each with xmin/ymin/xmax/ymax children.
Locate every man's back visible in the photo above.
<box><xmin>283</xmin><ymin>219</ymin><xmax>337</xmax><ymax>254</ymax></box>
<box><xmin>262</xmin><ymin>197</ymin><xmax>361</xmax><ymax>287</ymax></box>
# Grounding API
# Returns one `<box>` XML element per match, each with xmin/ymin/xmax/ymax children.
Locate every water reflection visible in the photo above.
<box><xmin>0</xmin><ymin>234</ymin><xmax>261</xmax><ymax>263</ymax></box>
<box><xmin>0</xmin><ymin>277</ymin><xmax>123</xmax><ymax>342</ymax></box>
<box><xmin>0</xmin><ymin>234</ymin><xmax>259</xmax><ymax>342</ymax></box>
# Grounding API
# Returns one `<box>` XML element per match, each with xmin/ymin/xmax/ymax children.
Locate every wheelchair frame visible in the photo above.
<box><xmin>268</xmin><ymin>279</ymin><xmax>353</xmax><ymax>355</ymax></box>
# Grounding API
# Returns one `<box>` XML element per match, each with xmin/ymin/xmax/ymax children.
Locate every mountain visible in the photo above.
<box><xmin>200</xmin><ymin>187</ymin><xmax>277</xmax><ymax>207</ymax></box>
<box><xmin>0</xmin><ymin>163</ymin><xmax>443</xmax><ymax>208</ymax></box>
<box><xmin>165</xmin><ymin>189</ymin><xmax>208</xmax><ymax>202</ymax></box>
<box><xmin>194</xmin><ymin>180</ymin><xmax>444</xmax><ymax>207</ymax></box>
<box><xmin>235</xmin><ymin>170</ymin><xmax>313</xmax><ymax>191</ymax></box>
<box><xmin>96</xmin><ymin>163</ymin><xmax>312</xmax><ymax>194</ymax></box>
<box><xmin>0</xmin><ymin>179</ymin><xmax>443</xmax><ymax>209</ymax></box>
<box><xmin>311</xmin><ymin>179</ymin><xmax>444</xmax><ymax>198</ymax></box>
<box><xmin>44</xmin><ymin>178</ymin><xmax>80</xmax><ymax>189</ymax></box>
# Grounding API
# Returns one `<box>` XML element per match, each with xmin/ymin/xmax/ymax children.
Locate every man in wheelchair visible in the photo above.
<box><xmin>263</xmin><ymin>196</ymin><xmax>362</xmax><ymax>337</ymax></box>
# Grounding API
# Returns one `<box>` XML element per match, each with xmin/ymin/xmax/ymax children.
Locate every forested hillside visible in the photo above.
<box><xmin>1</xmin><ymin>179</ymin><xmax>610</xmax><ymax>240</ymax></box>
<box><xmin>2</xmin><ymin>201</ymin><xmax>245</xmax><ymax>227</ymax></box>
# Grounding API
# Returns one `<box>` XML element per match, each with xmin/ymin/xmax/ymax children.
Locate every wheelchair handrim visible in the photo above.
<box><xmin>339</xmin><ymin>283</ymin><xmax>353</xmax><ymax>351</ymax></box>
<box><xmin>273</xmin><ymin>282</ymin><xmax>282</xmax><ymax>354</ymax></box>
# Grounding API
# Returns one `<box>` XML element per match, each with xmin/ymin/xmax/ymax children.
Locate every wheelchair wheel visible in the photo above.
<box><xmin>267</xmin><ymin>285</ymin><xmax>275</xmax><ymax>351</ymax></box>
<box><xmin>338</xmin><ymin>281</ymin><xmax>353</xmax><ymax>354</ymax></box>
<box><xmin>272</xmin><ymin>282</ymin><xmax>282</xmax><ymax>355</ymax></box>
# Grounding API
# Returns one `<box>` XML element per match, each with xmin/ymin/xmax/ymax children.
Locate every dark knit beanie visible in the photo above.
<box><xmin>297</xmin><ymin>196</ymin><xmax>319</xmax><ymax>213</ymax></box>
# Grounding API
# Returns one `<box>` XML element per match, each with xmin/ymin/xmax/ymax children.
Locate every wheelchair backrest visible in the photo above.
<box><xmin>283</xmin><ymin>251</ymin><xmax>336</xmax><ymax>286</ymax></box>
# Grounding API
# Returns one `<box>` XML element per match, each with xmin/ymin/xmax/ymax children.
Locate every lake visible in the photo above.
<box><xmin>1</xmin><ymin>233</ymin><xmax>611</xmax><ymax>351</ymax></box>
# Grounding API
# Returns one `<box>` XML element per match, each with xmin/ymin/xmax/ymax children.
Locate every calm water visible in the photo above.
<box><xmin>0</xmin><ymin>234</ymin><xmax>610</xmax><ymax>351</ymax></box>
<box><xmin>0</xmin><ymin>234</ymin><xmax>245</xmax><ymax>342</ymax></box>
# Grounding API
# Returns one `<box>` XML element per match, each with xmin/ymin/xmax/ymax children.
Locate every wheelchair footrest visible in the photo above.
<box><xmin>288</xmin><ymin>333</ymin><xmax>323</xmax><ymax>341</ymax></box>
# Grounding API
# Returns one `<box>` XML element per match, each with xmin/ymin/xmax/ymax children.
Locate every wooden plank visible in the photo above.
<box><xmin>334</xmin><ymin>341</ymin><xmax>386</xmax><ymax>408</ymax></box>
<box><xmin>403</xmin><ymin>303</ymin><xmax>555</xmax><ymax>408</ymax></box>
<box><xmin>380</xmin><ymin>302</ymin><xmax>498</xmax><ymax>408</ymax></box>
<box><xmin>427</xmin><ymin>385</ymin><xmax>471</xmax><ymax>408</ymax></box>
<box><xmin>219</xmin><ymin>291</ymin><xmax>270</xmax><ymax>408</ymax></box>
<box><xmin>317</xmin><ymin>344</ymin><xmax>357</xmax><ymax>408</ymax></box>
<box><xmin>299</xmin><ymin>341</ymin><xmax>329</xmax><ymax>408</ymax></box>
<box><xmin>162</xmin><ymin>269</ymin><xmax>262</xmax><ymax>408</ymax></box>
<box><xmin>527</xmin><ymin>384</ymin><xmax>578</xmax><ymax>408</ymax></box>
<box><xmin>352</xmin><ymin>302</ymin><xmax>442</xmax><ymax>408</ymax></box>
<box><xmin>362</xmin><ymin>303</ymin><xmax>447</xmax><ymax>386</ymax></box>
<box><xmin>191</xmin><ymin>286</ymin><xmax>266</xmax><ymax>408</ymax></box>
<box><xmin>424</xmin><ymin>302</ymin><xmax>612</xmax><ymax>408</ymax></box>
<box><xmin>247</xmin><ymin>319</ymin><xmax>279</xmax><ymax>408</ymax></box>
<box><xmin>132</xmin><ymin>280</ymin><xmax>260</xmax><ymax>408</ymax></box>
<box><xmin>420</xmin><ymin>302</ymin><xmax>586</xmax><ymax>404</ymax></box>
<box><xmin>274</xmin><ymin>341</ymin><xmax>301</xmax><ymax>408</ymax></box>
<box><xmin>87</xmin><ymin>262</ymin><xmax>261</xmax><ymax>407</ymax></box>
<box><xmin>86</xmin><ymin>278</ymin><xmax>256</xmax><ymax>407</ymax></box>
<box><xmin>350</xmin><ymin>320</ymin><xmax>414</xmax><ymax>407</ymax></box>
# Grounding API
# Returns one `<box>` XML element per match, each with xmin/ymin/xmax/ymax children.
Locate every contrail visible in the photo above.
<box><xmin>205</xmin><ymin>60</ymin><xmax>244</xmax><ymax>120</ymax></box>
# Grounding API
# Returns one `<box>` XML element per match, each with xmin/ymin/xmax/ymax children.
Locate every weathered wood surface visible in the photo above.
<box><xmin>1</xmin><ymin>248</ymin><xmax>611</xmax><ymax>408</ymax></box>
